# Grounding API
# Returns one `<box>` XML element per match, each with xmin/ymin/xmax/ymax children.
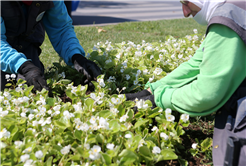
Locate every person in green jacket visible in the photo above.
<box><xmin>126</xmin><ymin>0</ymin><xmax>246</xmax><ymax>117</ymax></box>
<box><xmin>126</xmin><ymin>1</ymin><xmax>246</xmax><ymax>165</ymax></box>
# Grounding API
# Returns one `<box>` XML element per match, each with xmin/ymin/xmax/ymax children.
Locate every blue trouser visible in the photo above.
<box><xmin>213</xmin><ymin>96</ymin><xmax>246</xmax><ymax>166</ymax></box>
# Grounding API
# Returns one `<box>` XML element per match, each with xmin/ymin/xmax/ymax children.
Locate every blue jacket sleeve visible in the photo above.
<box><xmin>0</xmin><ymin>17</ymin><xmax>28</xmax><ymax>74</ymax></box>
<box><xmin>42</xmin><ymin>1</ymin><xmax>85</xmax><ymax>66</ymax></box>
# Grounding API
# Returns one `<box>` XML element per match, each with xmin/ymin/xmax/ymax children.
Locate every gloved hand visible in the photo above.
<box><xmin>125</xmin><ymin>89</ymin><xmax>152</xmax><ymax>101</ymax></box>
<box><xmin>72</xmin><ymin>54</ymin><xmax>102</xmax><ymax>90</ymax></box>
<box><xmin>18</xmin><ymin>61</ymin><xmax>49</xmax><ymax>91</ymax></box>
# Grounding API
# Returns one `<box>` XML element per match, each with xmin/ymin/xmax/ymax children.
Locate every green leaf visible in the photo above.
<box><xmin>176</xmin><ymin>125</ymin><xmax>185</xmax><ymax>136</ymax></box>
<box><xmin>44</xmin><ymin>156</ymin><xmax>53</xmax><ymax>166</ymax></box>
<box><xmin>157</xmin><ymin>149</ymin><xmax>178</xmax><ymax>161</ymax></box>
<box><xmin>96</xmin><ymin>133</ymin><xmax>104</xmax><ymax>144</ymax></box>
<box><xmin>201</xmin><ymin>137</ymin><xmax>212</xmax><ymax>152</ymax></box>
<box><xmin>133</xmin><ymin>119</ymin><xmax>149</xmax><ymax>129</ymax></box>
<box><xmin>139</xmin><ymin>146</ymin><xmax>153</xmax><ymax>161</ymax></box>
<box><xmin>53</xmin><ymin>120</ymin><xmax>67</xmax><ymax>130</ymax></box>
<box><xmin>118</xmin><ymin>149</ymin><xmax>138</xmax><ymax>166</ymax></box>
<box><xmin>68</xmin><ymin>154</ymin><xmax>81</xmax><ymax>161</ymax></box>
<box><xmin>98</xmin><ymin>110</ymin><xmax>112</xmax><ymax>119</ymax></box>
<box><xmin>5</xmin><ymin>83</ymin><xmax>12</xmax><ymax>87</ymax></box>
<box><xmin>46</xmin><ymin>97</ymin><xmax>56</xmax><ymax>107</ymax></box>
<box><xmin>109</xmin><ymin>120</ymin><xmax>120</xmax><ymax>133</ymax></box>
<box><xmin>126</xmin><ymin>109</ymin><xmax>134</xmax><ymax>121</ymax></box>
<box><xmin>74</xmin><ymin>130</ymin><xmax>82</xmax><ymax>141</ymax></box>
<box><xmin>85</xmin><ymin>98</ymin><xmax>94</xmax><ymax>110</ymax></box>
<box><xmin>59</xmin><ymin>79</ymin><xmax>72</xmax><ymax>85</ymax></box>
<box><xmin>101</xmin><ymin>153</ymin><xmax>112</xmax><ymax>165</ymax></box>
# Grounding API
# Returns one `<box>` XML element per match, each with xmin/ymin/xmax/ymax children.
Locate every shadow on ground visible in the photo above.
<box><xmin>72</xmin><ymin>15</ymin><xmax>135</xmax><ymax>25</ymax></box>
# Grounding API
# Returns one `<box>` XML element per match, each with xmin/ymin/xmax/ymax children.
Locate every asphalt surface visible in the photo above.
<box><xmin>71</xmin><ymin>0</ymin><xmax>184</xmax><ymax>26</ymax></box>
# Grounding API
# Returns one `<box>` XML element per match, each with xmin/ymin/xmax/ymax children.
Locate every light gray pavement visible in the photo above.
<box><xmin>71</xmin><ymin>0</ymin><xmax>184</xmax><ymax>26</ymax></box>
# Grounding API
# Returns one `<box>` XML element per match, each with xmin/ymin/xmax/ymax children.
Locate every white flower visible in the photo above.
<box><xmin>111</xmin><ymin>97</ymin><xmax>120</xmax><ymax>105</ymax></box>
<box><xmin>98</xmin><ymin>117</ymin><xmax>109</xmax><ymax>129</ymax></box>
<box><xmin>110</xmin><ymin>108</ymin><xmax>119</xmax><ymax>115</ymax></box>
<box><xmin>105</xmin><ymin>59</ymin><xmax>112</xmax><ymax>64</ymax></box>
<box><xmin>0</xmin><ymin>141</ymin><xmax>7</xmax><ymax>148</ymax></box>
<box><xmin>5</xmin><ymin>74</ymin><xmax>10</xmax><ymax>80</ymax></box>
<box><xmin>35</xmin><ymin>150</ymin><xmax>43</xmax><ymax>159</ymax></box>
<box><xmin>73</xmin><ymin>102</ymin><xmax>82</xmax><ymax>111</ymax></box>
<box><xmin>170</xmin><ymin>132</ymin><xmax>175</xmax><ymax>137</ymax></box>
<box><xmin>124</xmin><ymin>122</ymin><xmax>132</xmax><ymax>129</ymax></box>
<box><xmin>11</xmin><ymin>74</ymin><xmax>16</xmax><ymax>79</ymax></box>
<box><xmin>125</xmin><ymin>134</ymin><xmax>132</xmax><ymax>138</ymax></box>
<box><xmin>53</xmin><ymin>105</ymin><xmax>61</xmax><ymax>112</ymax></box>
<box><xmin>90</xmin><ymin>116</ymin><xmax>97</xmax><ymax>124</ymax></box>
<box><xmin>136</xmin><ymin>99</ymin><xmax>148</xmax><ymax>109</ymax></box>
<box><xmin>160</xmin><ymin>132</ymin><xmax>169</xmax><ymax>140</ymax></box>
<box><xmin>63</xmin><ymin>110</ymin><xmax>74</xmax><ymax>119</ymax></box>
<box><xmin>125</xmin><ymin>74</ymin><xmax>130</xmax><ymax>80</ymax></box>
<box><xmin>0</xmin><ymin>110</ymin><xmax>8</xmax><ymax>117</ymax></box>
<box><xmin>149</xmin><ymin>76</ymin><xmax>154</xmax><ymax>82</ymax></box>
<box><xmin>89</xmin><ymin>145</ymin><xmax>101</xmax><ymax>160</ymax></box>
<box><xmin>143</xmin><ymin>69</ymin><xmax>149</xmax><ymax>75</ymax></box>
<box><xmin>178</xmin><ymin>54</ymin><xmax>183</xmax><ymax>59</ymax></box>
<box><xmin>120</xmin><ymin>115</ymin><xmax>129</xmax><ymax>122</ymax></box>
<box><xmin>193</xmin><ymin>29</ymin><xmax>198</xmax><ymax>34</ymax></box>
<box><xmin>14</xmin><ymin>141</ymin><xmax>23</xmax><ymax>147</ymax></box>
<box><xmin>133</xmin><ymin>80</ymin><xmax>139</xmax><ymax>85</ymax></box>
<box><xmin>97</xmin><ymin>78</ymin><xmax>105</xmax><ymax>87</ymax></box>
<box><xmin>84</xmin><ymin>143</ymin><xmax>90</xmax><ymax>150</ymax></box>
<box><xmin>153</xmin><ymin>67</ymin><xmax>163</xmax><ymax>75</ymax></box>
<box><xmin>151</xmin><ymin>126</ymin><xmax>158</xmax><ymax>132</ymax></box>
<box><xmin>81</xmin><ymin>123</ymin><xmax>89</xmax><ymax>131</ymax></box>
<box><xmin>28</xmin><ymin>114</ymin><xmax>35</xmax><ymax>120</ymax></box>
<box><xmin>20</xmin><ymin>154</ymin><xmax>30</xmax><ymax>162</ymax></box>
<box><xmin>192</xmin><ymin>143</ymin><xmax>198</xmax><ymax>149</ymax></box>
<box><xmin>24</xmin><ymin>159</ymin><xmax>34</xmax><ymax>166</ymax></box>
<box><xmin>165</xmin><ymin>108</ymin><xmax>172</xmax><ymax>115</ymax></box>
<box><xmin>106</xmin><ymin>143</ymin><xmax>115</xmax><ymax>150</ymax></box>
<box><xmin>180</xmin><ymin>114</ymin><xmax>189</xmax><ymax>122</ymax></box>
<box><xmin>0</xmin><ymin>128</ymin><xmax>10</xmax><ymax>138</ymax></box>
<box><xmin>152</xmin><ymin>146</ymin><xmax>161</xmax><ymax>154</ymax></box>
<box><xmin>166</xmin><ymin>114</ymin><xmax>175</xmax><ymax>122</ymax></box>
<box><xmin>23</xmin><ymin>147</ymin><xmax>32</xmax><ymax>153</ymax></box>
<box><xmin>61</xmin><ymin>145</ymin><xmax>71</xmax><ymax>155</ymax></box>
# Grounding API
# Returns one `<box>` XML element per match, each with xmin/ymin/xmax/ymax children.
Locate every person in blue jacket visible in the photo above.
<box><xmin>0</xmin><ymin>1</ymin><xmax>101</xmax><ymax>91</ymax></box>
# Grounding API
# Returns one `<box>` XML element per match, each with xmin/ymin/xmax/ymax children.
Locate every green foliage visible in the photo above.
<box><xmin>0</xmin><ymin>29</ymin><xmax>213</xmax><ymax>165</ymax></box>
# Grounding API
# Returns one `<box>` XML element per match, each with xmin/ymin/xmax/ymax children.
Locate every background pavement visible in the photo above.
<box><xmin>71</xmin><ymin>0</ymin><xmax>184</xmax><ymax>26</ymax></box>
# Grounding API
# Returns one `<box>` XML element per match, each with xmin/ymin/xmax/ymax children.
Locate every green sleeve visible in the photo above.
<box><xmin>153</xmin><ymin>24</ymin><xmax>246</xmax><ymax>116</ymax></box>
<box><xmin>145</xmin><ymin>41</ymin><xmax>204</xmax><ymax>92</ymax></box>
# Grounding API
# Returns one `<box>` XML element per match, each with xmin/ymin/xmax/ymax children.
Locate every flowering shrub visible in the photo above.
<box><xmin>0</xmin><ymin>31</ymin><xmax>212</xmax><ymax>165</ymax></box>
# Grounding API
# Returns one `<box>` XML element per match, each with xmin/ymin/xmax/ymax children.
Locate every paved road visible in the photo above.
<box><xmin>71</xmin><ymin>0</ymin><xmax>184</xmax><ymax>26</ymax></box>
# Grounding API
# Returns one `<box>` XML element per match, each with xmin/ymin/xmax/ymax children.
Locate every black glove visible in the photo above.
<box><xmin>18</xmin><ymin>61</ymin><xmax>49</xmax><ymax>91</ymax></box>
<box><xmin>72</xmin><ymin>54</ymin><xmax>102</xmax><ymax>90</ymax></box>
<box><xmin>125</xmin><ymin>89</ymin><xmax>152</xmax><ymax>101</ymax></box>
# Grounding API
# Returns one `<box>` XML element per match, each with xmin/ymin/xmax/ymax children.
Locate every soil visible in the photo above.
<box><xmin>156</xmin><ymin>121</ymin><xmax>214</xmax><ymax>166</ymax></box>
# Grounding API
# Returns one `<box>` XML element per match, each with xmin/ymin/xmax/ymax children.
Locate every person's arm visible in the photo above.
<box><xmin>42</xmin><ymin>1</ymin><xmax>85</xmax><ymax>66</ymax></box>
<box><xmin>145</xmin><ymin>42</ymin><xmax>203</xmax><ymax>93</ymax></box>
<box><xmin>0</xmin><ymin>17</ymin><xmax>28</xmax><ymax>74</ymax></box>
<box><xmin>154</xmin><ymin>24</ymin><xmax>246</xmax><ymax>116</ymax></box>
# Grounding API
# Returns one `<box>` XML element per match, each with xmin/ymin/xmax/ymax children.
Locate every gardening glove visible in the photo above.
<box><xmin>125</xmin><ymin>89</ymin><xmax>152</xmax><ymax>101</ymax></box>
<box><xmin>132</xmin><ymin>95</ymin><xmax>157</xmax><ymax>113</ymax></box>
<box><xmin>18</xmin><ymin>61</ymin><xmax>49</xmax><ymax>92</ymax></box>
<box><xmin>72</xmin><ymin>54</ymin><xmax>102</xmax><ymax>90</ymax></box>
